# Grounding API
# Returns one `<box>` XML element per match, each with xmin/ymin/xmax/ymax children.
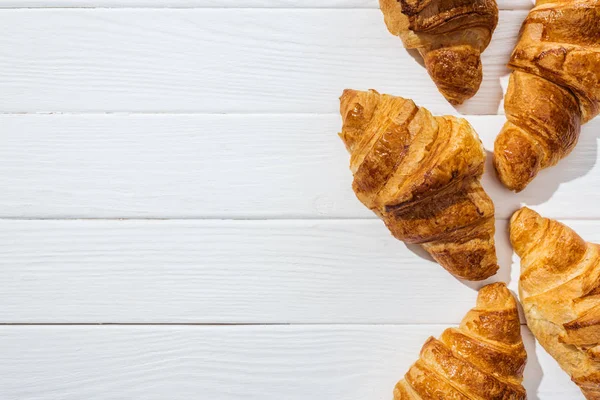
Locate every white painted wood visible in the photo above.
<box><xmin>0</xmin><ymin>114</ymin><xmax>357</xmax><ymax>219</ymax></box>
<box><xmin>0</xmin><ymin>217</ymin><xmax>595</xmax><ymax>324</ymax></box>
<box><xmin>0</xmin><ymin>325</ymin><xmax>582</xmax><ymax>400</ymax></box>
<box><xmin>0</xmin><ymin>9</ymin><xmax>525</xmax><ymax>114</ymax></box>
<box><xmin>0</xmin><ymin>1</ymin><xmax>584</xmax><ymax>397</ymax></box>
<box><xmin>0</xmin><ymin>218</ymin><xmax>504</xmax><ymax>324</ymax></box>
<box><xmin>2</xmin><ymin>114</ymin><xmax>599</xmax><ymax>220</ymax></box>
<box><xmin>0</xmin><ymin>0</ymin><xmax>533</xmax><ymax>9</ymax></box>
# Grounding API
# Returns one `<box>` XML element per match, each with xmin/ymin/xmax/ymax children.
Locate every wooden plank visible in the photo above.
<box><xmin>1</xmin><ymin>114</ymin><xmax>599</xmax><ymax>220</ymax></box>
<box><xmin>0</xmin><ymin>218</ymin><xmax>492</xmax><ymax>324</ymax></box>
<box><xmin>0</xmin><ymin>217</ymin><xmax>596</xmax><ymax>324</ymax></box>
<box><xmin>0</xmin><ymin>325</ymin><xmax>582</xmax><ymax>399</ymax></box>
<box><xmin>0</xmin><ymin>0</ymin><xmax>533</xmax><ymax>10</ymax></box>
<box><xmin>0</xmin><ymin>9</ymin><xmax>525</xmax><ymax>114</ymax></box>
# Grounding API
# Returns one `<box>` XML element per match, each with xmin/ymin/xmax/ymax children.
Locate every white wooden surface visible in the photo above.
<box><xmin>1</xmin><ymin>114</ymin><xmax>598</xmax><ymax>219</ymax></box>
<box><xmin>0</xmin><ymin>2</ymin><xmax>588</xmax><ymax>399</ymax></box>
<box><xmin>0</xmin><ymin>0</ymin><xmax>533</xmax><ymax>9</ymax></box>
<box><xmin>0</xmin><ymin>9</ymin><xmax>525</xmax><ymax>114</ymax></box>
<box><xmin>0</xmin><ymin>217</ymin><xmax>597</xmax><ymax>327</ymax></box>
<box><xmin>0</xmin><ymin>326</ymin><xmax>575</xmax><ymax>400</ymax></box>
<box><xmin>0</xmin><ymin>219</ymin><xmax>511</xmax><ymax>324</ymax></box>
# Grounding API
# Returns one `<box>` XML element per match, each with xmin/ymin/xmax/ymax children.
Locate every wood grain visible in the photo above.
<box><xmin>0</xmin><ymin>325</ymin><xmax>582</xmax><ymax>400</ymax></box>
<box><xmin>0</xmin><ymin>218</ymin><xmax>494</xmax><ymax>324</ymax></box>
<box><xmin>2</xmin><ymin>114</ymin><xmax>598</xmax><ymax>219</ymax></box>
<box><xmin>0</xmin><ymin>9</ymin><xmax>525</xmax><ymax>114</ymax></box>
<box><xmin>0</xmin><ymin>1</ymin><xmax>587</xmax><ymax>396</ymax></box>
<box><xmin>0</xmin><ymin>217</ymin><xmax>595</xmax><ymax>324</ymax></box>
<box><xmin>0</xmin><ymin>0</ymin><xmax>533</xmax><ymax>9</ymax></box>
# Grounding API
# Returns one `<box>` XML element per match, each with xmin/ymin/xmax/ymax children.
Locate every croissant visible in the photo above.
<box><xmin>338</xmin><ymin>89</ymin><xmax>498</xmax><ymax>280</ymax></box>
<box><xmin>494</xmin><ymin>1</ymin><xmax>600</xmax><ymax>192</ymax></box>
<box><xmin>511</xmin><ymin>207</ymin><xmax>600</xmax><ymax>398</ymax></box>
<box><xmin>394</xmin><ymin>282</ymin><xmax>527</xmax><ymax>399</ymax></box>
<box><xmin>379</xmin><ymin>0</ymin><xmax>499</xmax><ymax>105</ymax></box>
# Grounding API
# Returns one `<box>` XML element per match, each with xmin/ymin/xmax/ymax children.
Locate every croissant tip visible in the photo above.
<box><xmin>441</xmin><ymin>88</ymin><xmax>479</xmax><ymax>105</ymax></box>
<box><xmin>452</xmin><ymin>263</ymin><xmax>499</xmax><ymax>281</ymax></box>
<box><xmin>511</xmin><ymin>207</ymin><xmax>537</xmax><ymax>223</ymax></box>
<box><xmin>481</xmin><ymin>282</ymin><xmax>509</xmax><ymax>295</ymax></box>
<box><xmin>493</xmin><ymin>147</ymin><xmax>537</xmax><ymax>193</ymax></box>
<box><xmin>476</xmin><ymin>282</ymin><xmax>517</xmax><ymax>309</ymax></box>
<box><xmin>498</xmin><ymin>179</ymin><xmax>527</xmax><ymax>193</ymax></box>
<box><xmin>479</xmin><ymin>282</ymin><xmax>509</xmax><ymax>300</ymax></box>
<box><xmin>446</xmin><ymin>96</ymin><xmax>466</xmax><ymax>106</ymax></box>
<box><xmin>421</xmin><ymin>45</ymin><xmax>483</xmax><ymax>106</ymax></box>
<box><xmin>339</xmin><ymin>88</ymin><xmax>354</xmax><ymax>100</ymax></box>
<box><xmin>485</xmin><ymin>281</ymin><xmax>508</xmax><ymax>289</ymax></box>
<box><xmin>434</xmin><ymin>80</ymin><xmax>480</xmax><ymax>106</ymax></box>
<box><xmin>508</xmin><ymin>207</ymin><xmax>546</xmax><ymax>254</ymax></box>
<box><xmin>339</xmin><ymin>88</ymin><xmax>381</xmax><ymax>105</ymax></box>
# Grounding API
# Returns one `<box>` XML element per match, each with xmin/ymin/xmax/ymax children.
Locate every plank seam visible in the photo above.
<box><xmin>0</xmin><ymin>112</ymin><xmax>508</xmax><ymax>117</ymax></box>
<box><xmin>0</xmin><ymin>322</ymin><xmax>530</xmax><ymax>326</ymax></box>
<box><xmin>0</xmin><ymin>6</ymin><xmax>533</xmax><ymax>11</ymax></box>
<box><xmin>1</xmin><ymin>217</ymin><xmax>598</xmax><ymax>221</ymax></box>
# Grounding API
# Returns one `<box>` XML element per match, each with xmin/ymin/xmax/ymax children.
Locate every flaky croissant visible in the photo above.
<box><xmin>394</xmin><ymin>282</ymin><xmax>527</xmax><ymax>399</ymax></box>
<box><xmin>379</xmin><ymin>0</ymin><xmax>499</xmax><ymax>105</ymax></box>
<box><xmin>494</xmin><ymin>1</ymin><xmax>600</xmax><ymax>192</ymax></box>
<box><xmin>338</xmin><ymin>89</ymin><xmax>498</xmax><ymax>280</ymax></box>
<box><xmin>511</xmin><ymin>207</ymin><xmax>600</xmax><ymax>398</ymax></box>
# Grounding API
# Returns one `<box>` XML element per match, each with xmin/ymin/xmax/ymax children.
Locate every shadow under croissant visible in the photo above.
<box><xmin>404</xmin><ymin>243</ymin><xmax>434</xmax><ymax>262</ymax></box>
<box><xmin>521</xmin><ymin>325</ymin><xmax>544</xmax><ymax>400</ymax></box>
<box><xmin>405</xmin><ymin>217</ymin><xmax>511</xmax><ymax>289</ymax></box>
<box><xmin>405</xmin><ymin>48</ymin><xmax>425</xmax><ymax>68</ymax></box>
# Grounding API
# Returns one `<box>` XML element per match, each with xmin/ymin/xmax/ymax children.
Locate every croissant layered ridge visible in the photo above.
<box><xmin>494</xmin><ymin>0</ymin><xmax>600</xmax><ymax>192</ymax></box>
<box><xmin>511</xmin><ymin>207</ymin><xmax>600</xmax><ymax>399</ymax></box>
<box><xmin>379</xmin><ymin>0</ymin><xmax>499</xmax><ymax>105</ymax></box>
<box><xmin>339</xmin><ymin>89</ymin><xmax>498</xmax><ymax>280</ymax></box>
<box><xmin>394</xmin><ymin>283</ymin><xmax>527</xmax><ymax>399</ymax></box>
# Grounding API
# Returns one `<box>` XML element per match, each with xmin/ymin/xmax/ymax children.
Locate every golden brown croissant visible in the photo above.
<box><xmin>494</xmin><ymin>1</ymin><xmax>600</xmax><ymax>192</ymax></box>
<box><xmin>379</xmin><ymin>0</ymin><xmax>499</xmax><ymax>105</ymax></box>
<box><xmin>338</xmin><ymin>89</ymin><xmax>498</xmax><ymax>280</ymax></box>
<box><xmin>511</xmin><ymin>207</ymin><xmax>600</xmax><ymax>398</ymax></box>
<box><xmin>394</xmin><ymin>282</ymin><xmax>527</xmax><ymax>399</ymax></box>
